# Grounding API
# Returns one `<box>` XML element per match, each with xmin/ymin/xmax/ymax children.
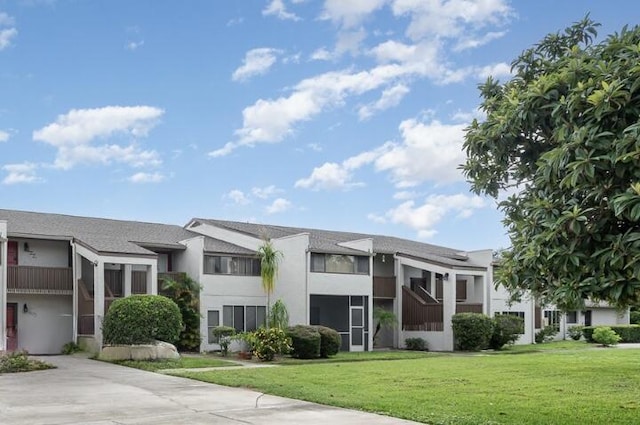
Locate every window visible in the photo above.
<box><xmin>544</xmin><ymin>310</ymin><xmax>562</xmax><ymax>331</ymax></box>
<box><xmin>207</xmin><ymin>311</ymin><xmax>220</xmax><ymax>344</ymax></box>
<box><xmin>310</xmin><ymin>253</ymin><xmax>370</xmax><ymax>275</ymax></box>
<box><xmin>222</xmin><ymin>305</ymin><xmax>266</xmax><ymax>333</ymax></box>
<box><xmin>203</xmin><ymin>255</ymin><xmax>260</xmax><ymax>276</ymax></box>
<box><xmin>566</xmin><ymin>311</ymin><xmax>578</xmax><ymax>323</ymax></box>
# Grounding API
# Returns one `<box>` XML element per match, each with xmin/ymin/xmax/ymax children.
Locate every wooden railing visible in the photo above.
<box><xmin>456</xmin><ymin>303</ymin><xmax>483</xmax><ymax>314</ymax></box>
<box><xmin>104</xmin><ymin>269</ymin><xmax>123</xmax><ymax>297</ymax></box>
<box><xmin>7</xmin><ymin>265</ymin><xmax>73</xmax><ymax>294</ymax></box>
<box><xmin>373</xmin><ymin>276</ymin><xmax>396</xmax><ymax>298</ymax></box>
<box><xmin>402</xmin><ymin>286</ymin><xmax>443</xmax><ymax>331</ymax></box>
<box><xmin>132</xmin><ymin>271</ymin><xmax>147</xmax><ymax>294</ymax></box>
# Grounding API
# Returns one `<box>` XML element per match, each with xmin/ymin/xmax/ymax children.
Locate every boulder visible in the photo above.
<box><xmin>99</xmin><ymin>341</ymin><xmax>180</xmax><ymax>361</ymax></box>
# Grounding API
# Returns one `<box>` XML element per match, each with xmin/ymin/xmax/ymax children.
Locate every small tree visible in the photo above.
<box><xmin>373</xmin><ymin>307</ymin><xmax>397</xmax><ymax>346</ymax></box>
<box><xmin>489</xmin><ymin>314</ymin><xmax>524</xmax><ymax>350</ymax></box>
<box><xmin>257</xmin><ymin>240</ymin><xmax>283</xmax><ymax>327</ymax></box>
<box><xmin>268</xmin><ymin>299</ymin><xmax>290</xmax><ymax>330</ymax></box>
<box><xmin>592</xmin><ymin>326</ymin><xmax>621</xmax><ymax>347</ymax></box>
<box><xmin>162</xmin><ymin>275</ymin><xmax>202</xmax><ymax>352</ymax></box>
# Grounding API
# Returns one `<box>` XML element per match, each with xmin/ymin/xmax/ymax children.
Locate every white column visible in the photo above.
<box><xmin>71</xmin><ymin>244</ymin><xmax>78</xmax><ymax>344</ymax></box>
<box><xmin>0</xmin><ymin>220</ymin><xmax>7</xmax><ymax>352</ymax></box>
<box><xmin>394</xmin><ymin>258</ymin><xmax>403</xmax><ymax>348</ymax></box>
<box><xmin>442</xmin><ymin>271</ymin><xmax>457</xmax><ymax>351</ymax></box>
<box><xmin>93</xmin><ymin>260</ymin><xmax>105</xmax><ymax>350</ymax></box>
<box><xmin>123</xmin><ymin>264</ymin><xmax>132</xmax><ymax>297</ymax></box>
<box><xmin>476</xmin><ymin>274</ymin><xmax>486</xmax><ymax>315</ymax></box>
<box><xmin>146</xmin><ymin>263</ymin><xmax>157</xmax><ymax>294</ymax></box>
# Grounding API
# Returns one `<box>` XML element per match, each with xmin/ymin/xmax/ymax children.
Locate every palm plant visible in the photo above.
<box><xmin>257</xmin><ymin>240</ymin><xmax>283</xmax><ymax>327</ymax></box>
<box><xmin>373</xmin><ymin>307</ymin><xmax>397</xmax><ymax>346</ymax></box>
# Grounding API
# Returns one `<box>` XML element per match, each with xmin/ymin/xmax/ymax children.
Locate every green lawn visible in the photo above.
<box><xmin>173</xmin><ymin>347</ymin><xmax>640</xmax><ymax>425</ymax></box>
<box><xmin>112</xmin><ymin>355</ymin><xmax>235</xmax><ymax>372</ymax></box>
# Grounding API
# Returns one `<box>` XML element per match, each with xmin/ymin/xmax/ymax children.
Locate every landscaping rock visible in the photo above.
<box><xmin>99</xmin><ymin>341</ymin><xmax>180</xmax><ymax>361</ymax></box>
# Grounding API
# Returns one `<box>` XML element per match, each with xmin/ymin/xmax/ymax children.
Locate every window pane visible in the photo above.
<box><xmin>203</xmin><ymin>256</ymin><xmax>215</xmax><ymax>274</ymax></box>
<box><xmin>326</xmin><ymin>255</ymin><xmax>355</xmax><ymax>273</ymax></box>
<box><xmin>351</xmin><ymin>296</ymin><xmax>363</xmax><ymax>306</ymax></box>
<box><xmin>310</xmin><ymin>253</ymin><xmax>324</xmax><ymax>272</ymax></box>
<box><xmin>356</xmin><ymin>256</ymin><xmax>369</xmax><ymax>274</ymax></box>
<box><xmin>214</xmin><ymin>256</ymin><xmax>222</xmax><ymax>273</ymax></box>
<box><xmin>351</xmin><ymin>308</ymin><xmax>363</xmax><ymax>327</ymax></box>
<box><xmin>351</xmin><ymin>328</ymin><xmax>363</xmax><ymax>345</ymax></box>
<box><xmin>233</xmin><ymin>306</ymin><xmax>245</xmax><ymax>333</ymax></box>
<box><xmin>207</xmin><ymin>311</ymin><xmax>219</xmax><ymax>327</ymax></box>
<box><xmin>223</xmin><ymin>306</ymin><xmax>233</xmax><ymax>328</ymax></box>
<box><xmin>257</xmin><ymin>306</ymin><xmax>266</xmax><ymax>328</ymax></box>
<box><xmin>246</xmin><ymin>306</ymin><xmax>257</xmax><ymax>331</ymax></box>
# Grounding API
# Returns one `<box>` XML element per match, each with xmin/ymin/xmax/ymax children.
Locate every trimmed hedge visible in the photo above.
<box><xmin>583</xmin><ymin>325</ymin><xmax>640</xmax><ymax>343</ymax></box>
<box><xmin>103</xmin><ymin>295</ymin><xmax>182</xmax><ymax>345</ymax></box>
<box><xmin>452</xmin><ymin>313</ymin><xmax>494</xmax><ymax>351</ymax></box>
<box><xmin>287</xmin><ymin>325</ymin><xmax>321</xmax><ymax>359</ymax></box>
<box><xmin>489</xmin><ymin>314</ymin><xmax>524</xmax><ymax>350</ymax></box>
<box><xmin>315</xmin><ymin>326</ymin><xmax>341</xmax><ymax>357</ymax></box>
<box><xmin>405</xmin><ymin>337</ymin><xmax>427</xmax><ymax>351</ymax></box>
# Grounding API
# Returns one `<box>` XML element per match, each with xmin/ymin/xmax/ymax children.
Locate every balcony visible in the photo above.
<box><xmin>373</xmin><ymin>276</ymin><xmax>396</xmax><ymax>298</ymax></box>
<box><xmin>7</xmin><ymin>265</ymin><xmax>73</xmax><ymax>295</ymax></box>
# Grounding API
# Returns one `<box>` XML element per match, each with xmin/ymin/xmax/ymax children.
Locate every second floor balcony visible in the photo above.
<box><xmin>7</xmin><ymin>265</ymin><xmax>73</xmax><ymax>295</ymax></box>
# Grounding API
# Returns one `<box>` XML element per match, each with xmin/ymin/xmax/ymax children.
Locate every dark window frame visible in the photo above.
<box><xmin>203</xmin><ymin>255</ymin><xmax>261</xmax><ymax>276</ymax></box>
<box><xmin>310</xmin><ymin>253</ymin><xmax>370</xmax><ymax>275</ymax></box>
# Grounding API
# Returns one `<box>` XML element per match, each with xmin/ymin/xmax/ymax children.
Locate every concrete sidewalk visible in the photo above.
<box><xmin>0</xmin><ymin>355</ymin><xmax>419</xmax><ymax>425</ymax></box>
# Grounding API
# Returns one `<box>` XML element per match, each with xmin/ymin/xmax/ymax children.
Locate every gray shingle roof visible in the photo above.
<box><xmin>0</xmin><ymin>209</ymin><xmax>196</xmax><ymax>256</ymax></box>
<box><xmin>204</xmin><ymin>237</ymin><xmax>256</xmax><ymax>255</ymax></box>
<box><xmin>195</xmin><ymin>219</ymin><xmax>483</xmax><ymax>268</ymax></box>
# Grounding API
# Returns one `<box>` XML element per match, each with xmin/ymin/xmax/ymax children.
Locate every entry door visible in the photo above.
<box><xmin>7</xmin><ymin>241</ymin><xmax>18</xmax><ymax>265</ymax></box>
<box><xmin>350</xmin><ymin>306</ymin><xmax>364</xmax><ymax>352</ymax></box>
<box><xmin>6</xmin><ymin>303</ymin><xmax>17</xmax><ymax>351</ymax></box>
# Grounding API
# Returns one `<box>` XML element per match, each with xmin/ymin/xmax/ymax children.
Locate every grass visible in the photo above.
<box><xmin>274</xmin><ymin>349</ymin><xmax>438</xmax><ymax>364</ymax></box>
<box><xmin>112</xmin><ymin>355</ymin><xmax>235</xmax><ymax>372</ymax></box>
<box><xmin>173</xmin><ymin>346</ymin><xmax>640</xmax><ymax>425</ymax></box>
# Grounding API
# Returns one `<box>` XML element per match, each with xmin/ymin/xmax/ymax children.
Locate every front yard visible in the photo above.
<box><xmin>169</xmin><ymin>344</ymin><xmax>640</xmax><ymax>425</ymax></box>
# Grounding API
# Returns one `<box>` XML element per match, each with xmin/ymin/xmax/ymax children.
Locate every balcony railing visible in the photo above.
<box><xmin>373</xmin><ymin>276</ymin><xmax>396</xmax><ymax>298</ymax></box>
<box><xmin>455</xmin><ymin>303</ymin><xmax>483</xmax><ymax>314</ymax></box>
<box><xmin>7</xmin><ymin>265</ymin><xmax>73</xmax><ymax>294</ymax></box>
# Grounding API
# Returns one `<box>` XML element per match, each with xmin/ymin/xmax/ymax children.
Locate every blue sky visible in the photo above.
<box><xmin>0</xmin><ymin>1</ymin><xmax>635</xmax><ymax>251</ymax></box>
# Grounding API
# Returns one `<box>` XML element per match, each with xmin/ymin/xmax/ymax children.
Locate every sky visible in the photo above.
<box><xmin>0</xmin><ymin>0</ymin><xmax>636</xmax><ymax>252</ymax></box>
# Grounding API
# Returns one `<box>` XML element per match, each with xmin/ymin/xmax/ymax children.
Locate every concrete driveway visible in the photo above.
<box><xmin>0</xmin><ymin>355</ymin><xmax>419</xmax><ymax>425</ymax></box>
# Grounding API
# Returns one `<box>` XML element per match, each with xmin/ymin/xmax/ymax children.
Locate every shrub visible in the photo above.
<box><xmin>489</xmin><ymin>314</ymin><xmax>524</xmax><ymax>350</ymax></box>
<box><xmin>268</xmin><ymin>299</ymin><xmax>290</xmax><ymax>330</ymax></box>
<box><xmin>61</xmin><ymin>341</ymin><xmax>82</xmax><ymax>355</ymax></box>
<box><xmin>252</xmin><ymin>327</ymin><xmax>292</xmax><ymax>361</ymax></box>
<box><xmin>0</xmin><ymin>351</ymin><xmax>53</xmax><ymax>373</ymax></box>
<box><xmin>211</xmin><ymin>326</ymin><xmax>236</xmax><ymax>356</ymax></box>
<box><xmin>567</xmin><ymin>325</ymin><xmax>584</xmax><ymax>341</ymax></box>
<box><xmin>535</xmin><ymin>325</ymin><xmax>558</xmax><ymax>343</ymax></box>
<box><xmin>583</xmin><ymin>325</ymin><xmax>640</xmax><ymax>343</ymax></box>
<box><xmin>629</xmin><ymin>310</ymin><xmax>640</xmax><ymax>325</ymax></box>
<box><xmin>405</xmin><ymin>337</ymin><xmax>427</xmax><ymax>351</ymax></box>
<box><xmin>452</xmin><ymin>313</ymin><xmax>494</xmax><ymax>351</ymax></box>
<box><xmin>103</xmin><ymin>295</ymin><xmax>182</xmax><ymax>345</ymax></box>
<box><xmin>287</xmin><ymin>325</ymin><xmax>321</xmax><ymax>359</ymax></box>
<box><xmin>161</xmin><ymin>276</ymin><xmax>202</xmax><ymax>352</ymax></box>
<box><xmin>315</xmin><ymin>326</ymin><xmax>341</xmax><ymax>357</ymax></box>
<box><xmin>592</xmin><ymin>326</ymin><xmax>621</xmax><ymax>346</ymax></box>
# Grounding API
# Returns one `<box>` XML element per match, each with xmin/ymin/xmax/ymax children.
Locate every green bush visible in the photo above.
<box><xmin>452</xmin><ymin>313</ymin><xmax>494</xmax><ymax>351</ymax></box>
<box><xmin>630</xmin><ymin>311</ymin><xmax>640</xmax><ymax>325</ymax></box>
<box><xmin>567</xmin><ymin>325</ymin><xmax>584</xmax><ymax>341</ymax></box>
<box><xmin>583</xmin><ymin>325</ymin><xmax>640</xmax><ymax>343</ymax></box>
<box><xmin>268</xmin><ymin>299</ymin><xmax>290</xmax><ymax>330</ymax></box>
<box><xmin>405</xmin><ymin>337</ymin><xmax>427</xmax><ymax>351</ymax></box>
<box><xmin>252</xmin><ymin>327</ymin><xmax>292</xmax><ymax>361</ymax></box>
<box><xmin>287</xmin><ymin>325</ymin><xmax>321</xmax><ymax>359</ymax></box>
<box><xmin>315</xmin><ymin>326</ymin><xmax>341</xmax><ymax>357</ymax></box>
<box><xmin>592</xmin><ymin>326</ymin><xmax>621</xmax><ymax>346</ymax></box>
<box><xmin>103</xmin><ymin>295</ymin><xmax>182</xmax><ymax>345</ymax></box>
<box><xmin>161</xmin><ymin>275</ymin><xmax>202</xmax><ymax>352</ymax></box>
<box><xmin>489</xmin><ymin>314</ymin><xmax>524</xmax><ymax>350</ymax></box>
<box><xmin>535</xmin><ymin>325</ymin><xmax>558</xmax><ymax>343</ymax></box>
<box><xmin>212</xmin><ymin>326</ymin><xmax>236</xmax><ymax>356</ymax></box>
<box><xmin>61</xmin><ymin>341</ymin><xmax>81</xmax><ymax>355</ymax></box>
<box><xmin>0</xmin><ymin>351</ymin><xmax>53</xmax><ymax>373</ymax></box>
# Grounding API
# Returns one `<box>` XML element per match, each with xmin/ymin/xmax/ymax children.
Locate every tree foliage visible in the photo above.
<box><xmin>161</xmin><ymin>275</ymin><xmax>202</xmax><ymax>352</ymax></box>
<box><xmin>463</xmin><ymin>17</ymin><xmax>640</xmax><ymax>308</ymax></box>
<box><xmin>257</xmin><ymin>240</ymin><xmax>283</xmax><ymax>326</ymax></box>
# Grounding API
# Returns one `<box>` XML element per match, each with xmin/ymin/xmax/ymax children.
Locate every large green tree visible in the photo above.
<box><xmin>463</xmin><ymin>17</ymin><xmax>640</xmax><ymax>309</ymax></box>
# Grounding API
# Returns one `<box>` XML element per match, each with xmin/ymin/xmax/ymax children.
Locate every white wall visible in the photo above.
<box><xmin>401</xmin><ymin>330</ymin><xmax>447</xmax><ymax>351</ymax></box>
<box><xmin>272</xmin><ymin>234</ymin><xmax>310</xmax><ymax>327</ymax></box>
<box><xmin>173</xmin><ymin>236</ymin><xmax>205</xmax><ymax>282</ymax></box>
<box><xmin>12</xmin><ymin>238</ymin><xmax>69</xmax><ymax>267</ymax></box>
<box><xmin>0</xmin><ymin>220</ymin><xmax>7</xmax><ymax>351</ymax></box>
<box><xmin>6</xmin><ymin>294</ymin><xmax>73</xmax><ymax>354</ymax></box>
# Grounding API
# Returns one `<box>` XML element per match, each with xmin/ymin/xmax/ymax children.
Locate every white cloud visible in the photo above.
<box><xmin>454</xmin><ymin>30</ymin><xmax>506</xmax><ymax>51</ymax></box>
<box><xmin>451</xmin><ymin>108</ymin><xmax>485</xmax><ymax>123</ymax></box>
<box><xmin>358</xmin><ymin>83</ymin><xmax>409</xmax><ymax>120</ymax></box>
<box><xmin>477</xmin><ymin>62</ymin><xmax>512</xmax><ymax>79</ymax></box>
<box><xmin>375</xmin><ymin>118</ymin><xmax>467</xmax><ymax>187</ymax></box>
<box><xmin>321</xmin><ymin>0</ymin><xmax>387</xmax><ymax>28</ymax></box>
<box><xmin>310</xmin><ymin>47</ymin><xmax>332</xmax><ymax>61</ymax></box>
<box><xmin>2</xmin><ymin>162</ymin><xmax>40</xmax><ymax>185</ymax></box>
<box><xmin>391</xmin><ymin>0</ymin><xmax>512</xmax><ymax>41</ymax></box>
<box><xmin>262</xmin><ymin>0</ymin><xmax>301</xmax><ymax>21</ymax></box>
<box><xmin>266</xmin><ymin>197</ymin><xmax>292</xmax><ymax>214</ymax></box>
<box><xmin>367</xmin><ymin>213</ymin><xmax>387</xmax><ymax>224</ymax></box>
<box><xmin>226</xmin><ymin>189</ymin><xmax>251</xmax><ymax>205</ymax></box>
<box><xmin>0</xmin><ymin>13</ymin><xmax>17</xmax><ymax>50</ymax></box>
<box><xmin>128</xmin><ymin>172</ymin><xmax>165</xmax><ymax>183</ymax></box>
<box><xmin>125</xmin><ymin>40</ymin><xmax>144</xmax><ymax>51</ymax></box>
<box><xmin>382</xmin><ymin>193</ymin><xmax>486</xmax><ymax>238</ymax></box>
<box><xmin>32</xmin><ymin>106</ymin><xmax>164</xmax><ymax>170</ymax></box>
<box><xmin>307</xmin><ymin>143</ymin><xmax>322</xmax><ymax>152</ymax></box>
<box><xmin>232</xmin><ymin>48</ymin><xmax>281</xmax><ymax>82</ymax></box>
<box><xmin>393</xmin><ymin>190</ymin><xmax>418</xmax><ymax>200</ymax></box>
<box><xmin>252</xmin><ymin>185</ymin><xmax>283</xmax><ymax>199</ymax></box>
<box><xmin>0</xmin><ymin>130</ymin><xmax>9</xmax><ymax>142</ymax></box>
<box><xmin>295</xmin><ymin>143</ymin><xmax>392</xmax><ymax>190</ymax></box>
